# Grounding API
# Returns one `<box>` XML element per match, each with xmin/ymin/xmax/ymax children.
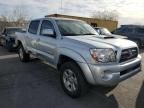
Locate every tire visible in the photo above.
<box><xmin>3</xmin><ymin>40</ymin><xmax>7</xmax><ymax>48</ymax></box>
<box><xmin>18</xmin><ymin>44</ymin><xmax>30</xmax><ymax>62</ymax></box>
<box><xmin>0</xmin><ymin>39</ymin><xmax>2</xmax><ymax>46</ymax></box>
<box><xmin>60</xmin><ymin>62</ymin><xmax>88</xmax><ymax>98</ymax></box>
<box><xmin>6</xmin><ymin>41</ymin><xmax>13</xmax><ymax>52</ymax></box>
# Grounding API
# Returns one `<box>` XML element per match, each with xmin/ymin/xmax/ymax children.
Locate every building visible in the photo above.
<box><xmin>45</xmin><ymin>14</ymin><xmax>118</xmax><ymax>32</ymax></box>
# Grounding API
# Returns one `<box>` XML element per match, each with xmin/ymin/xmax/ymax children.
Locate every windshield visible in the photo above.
<box><xmin>56</xmin><ymin>20</ymin><xmax>99</xmax><ymax>36</ymax></box>
<box><xmin>101</xmin><ymin>28</ymin><xmax>111</xmax><ymax>35</ymax></box>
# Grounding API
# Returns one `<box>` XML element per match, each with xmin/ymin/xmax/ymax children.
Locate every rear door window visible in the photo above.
<box><xmin>28</xmin><ymin>20</ymin><xmax>40</xmax><ymax>34</ymax></box>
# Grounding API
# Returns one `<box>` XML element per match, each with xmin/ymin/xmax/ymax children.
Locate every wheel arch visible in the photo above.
<box><xmin>57</xmin><ymin>53</ymin><xmax>95</xmax><ymax>85</ymax></box>
<box><xmin>17</xmin><ymin>40</ymin><xmax>22</xmax><ymax>47</ymax></box>
<box><xmin>16</xmin><ymin>40</ymin><xmax>27</xmax><ymax>51</ymax></box>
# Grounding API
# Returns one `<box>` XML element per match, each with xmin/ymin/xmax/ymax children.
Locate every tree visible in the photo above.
<box><xmin>11</xmin><ymin>6</ymin><xmax>29</xmax><ymax>26</ymax></box>
<box><xmin>0</xmin><ymin>6</ymin><xmax>30</xmax><ymax>31</ymax></box>
<box><xmin>92</xmin><ymin>10</ymin><xmax>119</xmax><ymax>21</ymax></box>
<box><xmin>0</xmin><ymin>6</ymin><xmax>30</xmax><ymax>25</ymax></box>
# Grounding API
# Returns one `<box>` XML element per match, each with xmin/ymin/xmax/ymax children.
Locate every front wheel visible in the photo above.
<box><xmin>60</xmin><ymin>62</ymin><xmax>88</xmax><ymax>98</ymax></box>
<box><xmin>18</xmin><ymin>45</ymin><xmax>30</xmax><ymax>62</ymax></box>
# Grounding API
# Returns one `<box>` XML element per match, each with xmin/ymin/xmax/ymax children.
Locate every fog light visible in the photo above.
<box><xmin>101</xmin><ymin>71</ymin><xmax>113</xmax><ymax>81</ymax></box>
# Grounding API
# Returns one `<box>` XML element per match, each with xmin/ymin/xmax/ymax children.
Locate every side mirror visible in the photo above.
<box><xmin>41</xmin><ymin>29</ymin><xmax>55</xmax><ymax>37</ymax></box>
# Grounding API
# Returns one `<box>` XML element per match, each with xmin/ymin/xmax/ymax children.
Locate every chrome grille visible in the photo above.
<box><xmin>120</xmin><ymin>47</ymin><xmax>138</xmax><ymax>63</ymax></box>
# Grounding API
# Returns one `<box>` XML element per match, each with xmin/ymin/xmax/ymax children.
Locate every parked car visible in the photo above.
<box><xmin>0</xmin><ymin>27</ymin><xmax>23</xmax><ymax>51</ymax></box>
<box><xmin>94</xmin><ymin>27</ymin><xmax>127</xmax><ymax>39</ymax></box>
<box><xmin>16</xmin><ymin>18</ymin><xmax>141</xmax><ymax>98</ymax></box>
<box><xmin>112</xmin><ymin>25</ymin><xmax>144</xmax><ymax>48</ymax></box>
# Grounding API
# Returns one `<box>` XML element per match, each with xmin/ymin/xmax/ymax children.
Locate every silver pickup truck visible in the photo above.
<box><xmin>16</xmin><ymin>17</ymin><xmax>141</xmax><ymax>98</ymax></box>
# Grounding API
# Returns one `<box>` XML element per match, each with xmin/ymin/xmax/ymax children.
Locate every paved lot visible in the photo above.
<box><xmin>0</xmin><ymin>46</ymin><xmax>143</xmax><ymax>108</ymax></box>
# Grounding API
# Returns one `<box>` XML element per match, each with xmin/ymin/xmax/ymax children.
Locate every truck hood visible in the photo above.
<box><xmin>64</xmin><ymin>35</ymin><xmax>137</xmax><ymax>49</ymax></box>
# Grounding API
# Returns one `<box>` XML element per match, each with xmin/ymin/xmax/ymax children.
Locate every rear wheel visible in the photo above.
<box><xmin>18</xmin><ymin>44</ymin><xmax>30</xmax><ymax>62</ymax></box>
<box><xmin>60</xmin><ymin>62</ymin><xmax>88</xmax><ymax>98</ymax></box>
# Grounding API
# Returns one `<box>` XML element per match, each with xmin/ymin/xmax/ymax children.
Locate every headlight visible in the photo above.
<box><xmin>90</xmin><ymin>48</ymin><xmax>116</xmax><ymax>63</ymax></box>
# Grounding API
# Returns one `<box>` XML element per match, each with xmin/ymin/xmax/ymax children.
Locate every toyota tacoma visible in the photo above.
<box><xmin>16</xmin><ymin>18</ymin><xmax>141</xmax><ymax>98</ymax></box>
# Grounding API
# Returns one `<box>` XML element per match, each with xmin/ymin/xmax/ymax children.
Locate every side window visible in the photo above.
<box><xmin>28</xmin><ymin>20</ymin><xmax>40</xmax><ymax>34</ymax></box>
<box><xmin>40</xmin><ymin>20</ymin><xmax>55</xmax><ymax>37</ymax></box>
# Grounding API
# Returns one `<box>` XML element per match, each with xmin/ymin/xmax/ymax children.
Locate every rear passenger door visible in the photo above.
<box><xmin>26</xmin><ymin>20</ymin><xmax>40</xmax><ymax>51</ymax></box>
<box><xmin>37</xmin><ymin>20</ymin><xmax>57</xmax><ymax>65</ymax></box>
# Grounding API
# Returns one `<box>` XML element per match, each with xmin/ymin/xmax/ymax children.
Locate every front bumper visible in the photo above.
<box><xmin>79</xmin><ymin>55</ymin><xmax>141</xmax><ymax>86</ymax></box>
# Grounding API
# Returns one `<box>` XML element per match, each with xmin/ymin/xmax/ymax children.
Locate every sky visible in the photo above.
<box><xmin>0</xmin><ymin>0</ymin><xmax>144</xmax><ymax>25</ymax></box>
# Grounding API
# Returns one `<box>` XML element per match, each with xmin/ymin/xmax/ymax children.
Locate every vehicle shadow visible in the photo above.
<box><xmin>136</xmin><ymin>81</ymin><xmax>144</xmax><ymax>108</ymax></box>
<box><xmin>23</xmin><ymin>68</ymin><xmax>119</xmax><ymax>108</ymax></box>
<box><xmin>75</xmin><ymin>85</ymin><xmax>119</xmax><ymax>108</ymax></box>
<box><xmin>0</xmin><ymin>57</ymin><xmax>119</xmax><ymax>108</ymax></box>
<box><xmin>20</xmin><ymin>61</ymin><xmax>119</xmax><ymax>108</ymax></box>
<box><xmin>0</xmin><ymin>46</ymin><xmax>16</xmax><ymax>56</ymax></box>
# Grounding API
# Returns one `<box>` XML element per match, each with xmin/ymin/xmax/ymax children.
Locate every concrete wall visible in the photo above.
<box><xmin>46</xmin><ymin>14</ymin><xmax>118</xmax><ymax>32</ymax></box>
